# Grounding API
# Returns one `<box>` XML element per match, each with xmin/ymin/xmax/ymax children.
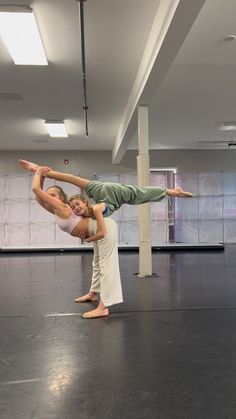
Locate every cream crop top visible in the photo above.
<box><xmin>55</xmin><ymin>211</ymin><xmax>82</xmax><ymax>234</ymax></box>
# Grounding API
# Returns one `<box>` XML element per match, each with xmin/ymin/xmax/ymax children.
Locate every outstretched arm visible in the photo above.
<box><xmin>34</xmin><ymin>172</ymin><xmax>54</xmax><ymax>213</ymax></box>
<box><xmin>32</xmin><ymin>168</ymin><xmax>69</xmax><ymax>217</ymax></box>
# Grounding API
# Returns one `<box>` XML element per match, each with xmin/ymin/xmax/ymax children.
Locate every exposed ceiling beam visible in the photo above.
<box><xmin>112</xmin><ymin>0</ymin><xmax>207</xmax><ymax>164</ymax></box>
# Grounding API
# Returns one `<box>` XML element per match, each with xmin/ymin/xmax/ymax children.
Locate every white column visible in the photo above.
<box><xmin>137</xmin><ymin>105</ymin><xmax>152</xmax><ymax>276</ymax></box>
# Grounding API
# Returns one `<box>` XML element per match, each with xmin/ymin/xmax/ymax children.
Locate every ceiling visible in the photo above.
<box><xmin>0</xmin><ymin>0</ymin><xmax>236</xmax><ymax>162</ymax></box>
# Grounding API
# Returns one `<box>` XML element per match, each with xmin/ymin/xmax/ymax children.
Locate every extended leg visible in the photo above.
<box><xmin>75</xmin><ymin>241</ymin><xmax>100</xmax><ymax>303</ymax></box>
<box><xmin>82</xmin><ymin>218</ymin><xmax>123</xmax><ymax>319</ymax></box>
<box><xmin>19</xmin><ymin>159</ymin><xmax>90</xmax><ymax>189</ymax></box>
<box><xmin>96</xmin><ymin>218</ymin><xmax>123</xmax><ymax>307</ymax></box>
<box><xmin>131</xmin><ymin>185</ymin><xmax>193</xmax><ymax>203</ymax></box>
<box><xmin>19</xmin><ymin>159</ymin><xmax>39</xmax><ymax>172</ymax></box>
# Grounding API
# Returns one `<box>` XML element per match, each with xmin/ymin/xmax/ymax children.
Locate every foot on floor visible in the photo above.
<box><xmin>75</xmin><ymin>292</ymin><xmax>98</xmax><ymax>303</ymax></box>
<box><xmin>82</xmin><ymin>307</ymin><xmax>109</xmax><ymax>319</ymax></box>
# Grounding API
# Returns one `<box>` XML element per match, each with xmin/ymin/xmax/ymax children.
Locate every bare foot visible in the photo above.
<box><xmin>167</xmin><ymin>186</ymin><xmax>193</xmax><ymax>198</ymax></box>
<box><xmin>19</xmin><ymin>159</ymin><xmax>39</xmax><ymax>173</ymax></box>
<box><xmin>175</xmin><ymin>187</ymin><xmax>193</xmax><ymax>198</ymax></box>
<box><xmin>82</xmin><ymin>307</ymin><xmax>109</xmax><ymax>319</ymax></box>
<box><xmin>75</xmin><ymin>292</ymin><xmax>98</xmax><ymax>303</ymax></box>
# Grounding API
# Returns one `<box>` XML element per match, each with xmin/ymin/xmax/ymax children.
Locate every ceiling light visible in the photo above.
<box><xmin>218</xmin><ymin>122</ymin><xmax>236</xmax><ymax>131</ymax></box>
<box><xmin>0</xmin><ymin>5</ymin><xmax>47</xmax><ymax>65</ymax></box>
<box><xmin>45</xmin><ymin>121</ymin><xmax>68</xmax><ymax>138</ymax></box>
<box><xmin>225</xmin><ymin>35</ymin><xmax>236</xmax><ymax>41</ymax></box>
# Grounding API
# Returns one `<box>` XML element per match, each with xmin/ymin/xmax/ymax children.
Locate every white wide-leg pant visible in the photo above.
<box><xmin>88</xmin><ymin>217</ymin><xmax>123</xmax><ymax>307</ymax></box>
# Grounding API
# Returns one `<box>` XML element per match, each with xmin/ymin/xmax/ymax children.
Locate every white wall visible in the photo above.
<box><xmin>1</xmin><ymin>149</ymin><xmax>236</xmax><ymax>177</ymax></box>
<box><xmin>146</xmin><ymin>150</ymin><xmax>236</xmax><ymax>172</ymax></box>
<box><xmin>1</xmin><ymin>150</ymin><xmax>236</xmax><ymax>247</ymax></box>
<box><xmin>0</xmin><ymin>151</ymin><xmax>135</xmax><ymax>177</ymax></box>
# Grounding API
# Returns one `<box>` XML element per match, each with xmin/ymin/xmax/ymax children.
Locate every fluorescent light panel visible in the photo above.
<box><xmin>45</xmin><ymin>121</ymin><xmax>68</xmax><ymax>138</ymax></box>
<box><xmin>218</xmin><ymin>122</ymin><xmax>236</xmax><ymax>131</ymax></box>
<box><xmin>0</xmin><ymin>6</ymin><xmax>47</xmax><ymax>65</ymax></box>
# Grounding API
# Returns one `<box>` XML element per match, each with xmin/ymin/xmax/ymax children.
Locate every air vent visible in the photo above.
<box><xmin>0</xmin><ymin>92</ymin><xmax>23</xmax><ymax>101</ymax></box>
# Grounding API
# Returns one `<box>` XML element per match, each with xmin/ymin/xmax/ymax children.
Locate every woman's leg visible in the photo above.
<box><xmin>82</xmin><ymin>218</ymin><xmax>123</xmax><ymax>319</ymax></box>
<box><xmin>96</xmin><ymin>218</ymin><xmax>123</xmax><ymax>307</ymax></box>
<box><xmin>85</xmin><ymin>183</ymin><xmax>192</xmax><ymax>212</ymax></box>
<box><xmin>20</xmin><ymin>160</ymin><xmax>193</xmax><ymax>201</ymax></box>
<box><xmin>75</xmin><ymin>241</ymin><xmax>108</xmax><ymax>316</ymax></box>
<box><xmin>82</xmin><ymin>300</ymin><xmax>109</xmax><ymax>319</ymax></box>
<box><xmin>19</xmin><ymin>159</ymin><xmax>91</xmax><ymax>189</ymax></box>
<box><xmin>84</xmin><ymin>182</ymin><xmax>168</xmax><ymax>212</ymax></box>
<box><xmin>131</xmin><ymin>185</ymin><xmax>193</xmax><ymax>202</ymax></box>
<box><xmin>19</xmin><ymin>159</ymin><xmax>39</xmax><ymax>172</ymax></box>
<box><xmin>75</xmin><ymin>292</ymin><xmax>98</xmax><ymax>303</ymax></box>
<box><xmin>75</xmin><ymin>242</ymin><xmax>100</xmax><ymax>303</ymax></box>
<box><xmin>115</xmin><ymin>184</ymin><xmax>193</xmax><ymax>204</ymax></box>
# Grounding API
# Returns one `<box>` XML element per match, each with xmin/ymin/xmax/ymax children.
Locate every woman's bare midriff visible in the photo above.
<box><xmin>71</xmin><ymin>217</ymin><xmax>90</xmax><ymax>238</ymax></box>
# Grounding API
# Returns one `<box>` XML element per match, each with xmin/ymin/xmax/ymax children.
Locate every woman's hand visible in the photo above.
<box><xmin>77</xmin><ymin>227</ymin><xmax>89</xmax><ymax>240</ymax></box>
<box><xmin>85</xmin><ymin>231</ymin><xmax>106</xmax><ymax>243</ymax></box>
<box><xmin>36</xmin><ymin>166</ymin><xmax>51</xmax><ymax>177</ymax></box>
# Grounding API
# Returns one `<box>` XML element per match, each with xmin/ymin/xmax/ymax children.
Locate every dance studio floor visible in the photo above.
<box><xmin>1</xmin><ymin>246</ymin><xmax>236</xmax><ymax>419</ymax></box>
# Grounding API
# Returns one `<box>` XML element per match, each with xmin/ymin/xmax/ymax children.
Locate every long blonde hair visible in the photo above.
<box><xmin>69</xmin><ymin>194</ymin><xmax>94</xmax><ymax>217</ymax></box>
<box><xmin>46</xmin><ymin>186</ymin><xmax>68</xmax><ymax>204</ymax></box>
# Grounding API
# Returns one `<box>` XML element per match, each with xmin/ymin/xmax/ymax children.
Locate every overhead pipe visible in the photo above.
<box><xmin>76</xmin><ymin>0</ymin><xmax>88</xmax><ymax>137</ymax></box>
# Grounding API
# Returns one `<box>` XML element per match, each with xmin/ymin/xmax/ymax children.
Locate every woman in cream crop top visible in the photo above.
<box><xmin>25</xmin><ymin>166</ymin><xmax>123</xmax><ymax>320</ymax></box>
<box><xmin>31</xmin><ymin>167</ymin><xmax>107</xmax><ymax>243</ymax></box>
<box><xmin>55</xmin><ymin>212</ymin><xmax>82</xmax><ymax>234</ymax></box>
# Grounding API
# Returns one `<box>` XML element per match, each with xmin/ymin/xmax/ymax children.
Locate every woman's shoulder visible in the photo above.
<box><xmin>55</xmin><ymin>203</ymin><xmax>73</xmax><ymax>218</ymax></box>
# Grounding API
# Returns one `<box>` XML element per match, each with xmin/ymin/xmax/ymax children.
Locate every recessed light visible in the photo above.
<box><xmin>0</xmin><ymin>5</ymin><xmax>47</xmax><ymax>65</ymax></box>
<box><xmin>225</xmin><ymin>35</ymin><xmax>236</xmax><ymax>41</ymax></box>
<box><xmin>45</xmin><ymin>121</ymin><xmax>68</xmax><ymax>138</ymax></box>
<box><xmin>218</xmin><ymin>122</ymin><xmax>236</xmax><ymax>131</ymax></box>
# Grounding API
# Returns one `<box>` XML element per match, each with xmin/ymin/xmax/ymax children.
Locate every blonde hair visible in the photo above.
<box><xmin>46</xmin><ymin>186</ymin><xmax>68</xmax><ymax>204</ymax></box>
<box><xmin>69</xmin><ymin>194</ymin><xmax>94</xmax><ymax>217</ymax></box>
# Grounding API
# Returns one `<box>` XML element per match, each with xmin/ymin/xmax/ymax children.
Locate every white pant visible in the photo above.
<box><xmin>88</xmin><ymin>217</ymin><xmax>123</xmax><ymax>307</ymax></box>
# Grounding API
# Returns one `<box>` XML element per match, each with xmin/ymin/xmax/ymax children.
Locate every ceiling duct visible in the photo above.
<box><xmin>76</xmin><ymin>0</ymin><xmax>88</xmax><ymax>138</ymax></box>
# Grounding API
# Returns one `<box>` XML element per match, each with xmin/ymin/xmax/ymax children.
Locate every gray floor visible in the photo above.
<box><xmin>1</xmin><ymin>246</ymin><xmax>236</xmax><ymax>418</ymax></box>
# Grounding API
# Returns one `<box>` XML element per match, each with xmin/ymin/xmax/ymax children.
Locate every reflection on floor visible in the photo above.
<box><xmin>1</xmin><ymin>246</ymin><xmax>236</xmax><ymax>418</ymax></box>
